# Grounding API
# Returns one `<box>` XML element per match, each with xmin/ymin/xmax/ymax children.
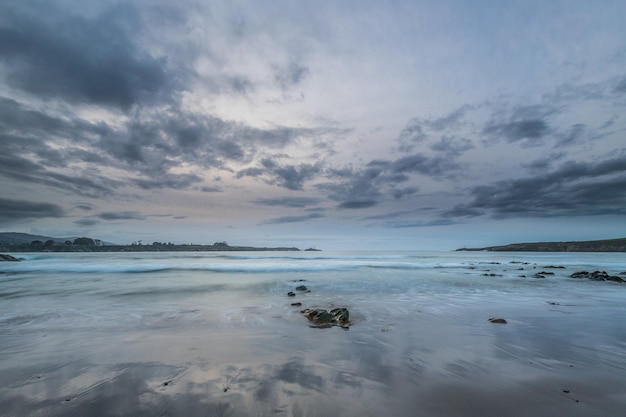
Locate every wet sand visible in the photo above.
<box><xmin>2</xmin><ymin>299</ymin><xmax>626</xmax><ymax>417</ymax></box>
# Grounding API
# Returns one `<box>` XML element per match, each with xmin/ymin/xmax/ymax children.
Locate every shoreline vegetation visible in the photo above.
<box><xmin>0</xmin><ymin>232</ymin><xmax>301</xmax><ymax>253</ymax></box>
<box><xmin>457</xmin><ymin>237</ymin><xmax>626</xmax><ymax>252</ymax></box>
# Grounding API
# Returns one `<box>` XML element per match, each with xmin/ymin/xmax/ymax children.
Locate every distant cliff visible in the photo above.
<box><xmin>457</xmin><ymin>237</ymin><xmax>626</xmax><ymax>252</ymax></box>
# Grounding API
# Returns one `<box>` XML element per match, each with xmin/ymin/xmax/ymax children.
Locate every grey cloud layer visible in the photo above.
<box><xmin>1</xmin><ymin>0</ymin><xmax>625</xmax><ymax>238</ymax></box>
<box><xmin>0</xmin><ymin>197</ymin><xmax>65</xmax><ymax>223</ymax></box>
<box><xmin>0</xmin><ymin>2</ymin><xmax>171</xmax><ymax>109</ymax></box>
<box><xmin>448</xmin><ymin>155</ymin><xmax>626</xmax><ymax>219</ymax></box>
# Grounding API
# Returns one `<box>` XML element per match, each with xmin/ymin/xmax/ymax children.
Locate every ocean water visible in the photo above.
<box><xmin>1</xmin><ymin>250</ymin><xmax>626</xmax><ymax>416</ymax></box>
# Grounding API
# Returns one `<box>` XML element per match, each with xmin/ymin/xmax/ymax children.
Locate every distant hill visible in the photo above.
<box><xmin>457</xmin><ymin>237</ymin><xmax>626</xmax><ymax>252</ymax></box>
<box><xmin>0</xmin><ymin>232</ymin><xmax>117</xmax><ymax>246</ymax></box>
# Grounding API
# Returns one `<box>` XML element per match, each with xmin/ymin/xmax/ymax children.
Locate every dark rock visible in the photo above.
<box><xmin>543</xmin><ymin>265</ymin><xmax>566</xmax><ymax>269</ymax></box>
<box><xmin>538</xmin><ymin>271</ymin><xmax>555</xmax><ymax>275</ymax></box>
<box><xmin>488</xmin><ymin>317</ymin><xmax>507</xmax><ymax>324</ymax></box>
<box><xmin>287</xmin><ymin>291</ymin><xmax>295</xmax><ymax>297</ymax></box>
<box><xmin>570</xmin><ymin>270</ymin><xmax>624</xmax><ymax>283</ymax></box>
<box><xmin>532</xmin><ymin>273</ymin><xmax>546</xmax><ymax>278</ymax></box>
<box><xmin>291</xmin><ymin>302</ymin><xmax>302</xmax><ymax>307</ymax></box>
<box><xmin>301</xmin><ymin>307</ymin><xmax>350</xmax><ymax>328</ymax></box>
<box><xmin>295</xmin><ymin>285</ymin><xmax>308</xmax><ymax>291</ymax></box>
<box><xmin>0</xmin><ymin>254</ymin><xmax>20</xmax><ymax>261</ymax></box>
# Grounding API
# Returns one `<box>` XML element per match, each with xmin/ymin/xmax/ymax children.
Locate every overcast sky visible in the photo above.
<box><xmin>1</xmin><ymin>0</ymin><xmax>625</xmax><ymax>250</ymax></box>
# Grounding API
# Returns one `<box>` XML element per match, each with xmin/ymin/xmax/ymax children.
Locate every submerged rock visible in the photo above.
<box><xmin>301</xmin><ymin>308</ymin><xmax>350</xmax><ymax>328</ymax></box>
<box><xmin>295</xmin><ymin>285</ymin><xmax>308</xmax><ymax>291</ymax></box>
<box><xmin>0</xmin><ymin>254</ymin><xmax>20</xmax><ymax>262</ymax></box>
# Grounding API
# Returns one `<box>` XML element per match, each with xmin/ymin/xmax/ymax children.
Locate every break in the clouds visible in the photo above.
<box><xmin>1</xmin><ymin>0</ymin><xmax>625</xmax><ymax>249</ymax></box>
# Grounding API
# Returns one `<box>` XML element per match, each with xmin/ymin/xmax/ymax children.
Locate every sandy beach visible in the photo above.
<box><xmin>3</xmin><ymin>300</ymin><xmax>626</xmax><ymax>416</ymax></box>
<box><xmin>2</xmin><ymin>251</ymin><xmax>626</xmax><ymax>416</ymax></box>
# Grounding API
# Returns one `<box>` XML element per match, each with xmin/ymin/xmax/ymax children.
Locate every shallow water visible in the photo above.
<box><xmin>1</xmin><ymin>251</ymin><xmax>626</xmax><ymax>416</ymax></box>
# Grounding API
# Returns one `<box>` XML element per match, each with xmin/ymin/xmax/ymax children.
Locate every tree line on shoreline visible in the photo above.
<box><xmin>0</xmin><ymin>236</ymin><xmax>300</xmax><ymax>252</ymax></box>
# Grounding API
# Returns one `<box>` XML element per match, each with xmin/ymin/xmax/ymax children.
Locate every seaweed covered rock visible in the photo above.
<box><xmin>301</xmin><ymin>308</ymin><xmax>350</xmax><ymax>328</ymax></box>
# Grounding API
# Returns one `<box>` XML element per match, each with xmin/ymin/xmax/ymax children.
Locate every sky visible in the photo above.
<box><xmin>1</xmin><ymin>0</ymin><xmax>626</xmax><ymax>250</ymax></box>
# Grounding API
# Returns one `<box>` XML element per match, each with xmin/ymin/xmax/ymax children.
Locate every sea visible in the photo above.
<box><xmin>1</xmin><ymin>250</ymin><xmax>626</xmax><ymax>416</ymax></box>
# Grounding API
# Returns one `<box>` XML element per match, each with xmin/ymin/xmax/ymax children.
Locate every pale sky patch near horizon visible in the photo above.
<box><xmin>1</xmin><ymin>0</ymin><xmax>625</xmax><ymax>250</ymax></box>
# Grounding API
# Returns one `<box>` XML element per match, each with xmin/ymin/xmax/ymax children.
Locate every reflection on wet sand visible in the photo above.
<box><xmin>3</xmin><ymin>308</ymin><xmax>626</xmax><ymax>417</ymax></box>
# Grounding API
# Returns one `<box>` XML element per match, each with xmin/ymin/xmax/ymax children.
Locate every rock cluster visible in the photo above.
<box><xmin>286</xmin><ymin>282</ymin><xmax>350</xmax><ymax>329</ymax></box>
<box><xmin>301</xmin><ymin>308</ymin><xmax>350</xmax><ymax>329</ymax></box>
<box><xmin>570</xmin><ymin>271</ymin><xmax>625</xmax><ymax>283</ymax></box>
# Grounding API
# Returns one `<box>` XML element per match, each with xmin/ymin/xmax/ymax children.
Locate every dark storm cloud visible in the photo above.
<box><xmin>261</xmin><ymin>212</ymin><xmax>325</xmax><ymax>224</ymax></box>
<box><xmin>254</xmin><ymin>197</ymin><xmax>322</xmax><ymax>208</ymax></box>
<box><xmin>75</xmin><ymin>218</ymin><xmax>100</xmax><ymax>227</ymax></box>
<box><xmin>447</xmin><ymin>155</ymin><xmax>626</xmax><ymax>218</ymax></box>
<box><xmin>319</xmin><ymin>151</ymin><xmax>462</xmax><ymax>210</ymax></box>
<box><xmin>0</xmin><ymin>150</ymin><xmax>120</xmax><ymax>198</ymax></box>
<box><xmin>237</xmin><ymin>160</ymin><xmax>321</xmax><ymax>190</ymax></box>
<box><xmin>0</xmin><ymin>2</ymin><xmax>169</xmax><ymax>109</ymax></box>
<box><xmin>430</xmin><ymin>136</ymin><xmax>474</xmax><ymax>157</ymax></box>
<box><xmin>338</xmin><ymin>200</ymin><xmax>379</xmax><ymax>209</ymax></box>
<box><xmin>0</xmin><ymin>197</ymin><xmax>65</xmax><ymax>223</ymax></box>
<box><xmin>388</xmin><ymin>153</ymin><xmax>462</xmax><ymax>178</ymax></box>
<box><xmin>98</xmin><ymin>211</ymin><xmax>147</xmax><ymax>221</ymax></box>
<box><xmin>482</xmin><ymin>105</ymin><xmax>558</xmax><ymax>147</ymax></box>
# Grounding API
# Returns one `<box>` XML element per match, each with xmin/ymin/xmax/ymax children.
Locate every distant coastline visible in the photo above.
<box><xmin>0</xmin><ymin>232</ymin><xmax>301</xmax><ymax>252</ymax></box>
<box><xmin>457</xmin><ymin>237</ymin><xmax>626</xmax><ymax>252</ymax></box>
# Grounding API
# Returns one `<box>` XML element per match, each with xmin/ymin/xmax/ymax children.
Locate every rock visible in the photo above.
<box><xmin>538</xmin><ymin>271</ymin><xmax>555</xmax><ymax>275</ymax></box>
<box><xmin>488</xmin><ymin>317</ymin><xmax>507</xmax><ymax>324</ymax></box>
<box><xmin>291</xmin><ymin>302</ymin><xmax>302</xmax><ymax>307</ymax></box>
<box><xmin>532</xmin><ymin>273</ymin><xmax>546</xmax><ymax>278</ymax></box>
<box><xmin>0</xmin><ymin>254</ymin><xmax>20</xmax><ymax>262</ymax></box>
<box><xmin>301</xmin><ymin>308</ymin><xmax>350</xmax><ymax>328</ymax></box>
<box><xmin>287</xmin><ymin>291</ymin><xmax>296</xmax><ymax>297</ymax></box>
<box><xmin>295</xmin><ymin>285</ymin><xmax>308</xmax><ymax>291</ymax></box>
<box><xmin>570</xmin><ymin>270</ymin><xmax>624</xmax><ymax>283</ymax></box>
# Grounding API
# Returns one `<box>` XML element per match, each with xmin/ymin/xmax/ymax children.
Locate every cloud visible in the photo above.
<box><xmin>75</xmin><ymin>218</ymin><xmax>100</xmax><ymax>227</ymax></box>
<box><xmin>430</xmin><ymin>136</ymin><xmax>474</xmax><ymax>157</ymax></box>
<box><xmin>261</xmin><ymin>212</ymin><xmax>325</xmax><ymax>224</ymax></box>
<box><xmin>0</xmin><ymin>3</ymin><xmax>170</xmax><ymax>109</ymax></box>
<box><xmin>275</xmin><ymin>62</ymin><xmax>309</xmax><ymax>89</ymax></box>
<box><xmin>0</xmin><ymin>197</ymin><xmax>65</xmax><ymax>223</ymax></box>
<box><xmin>481</xmin><ymin>104</ymin><xmax>560</xmax><ymax>147</ymax></box>
<box><xmin>253</xmin><ymin>197</ymin><xmax>322</xmax><ymax>208</ymax></box>
<box><xmin>337</xmin><ymin>200</ymin><xmax>378</xmax><ymax>209</ymax></box>
<box><xmin>238</xmin><ymin>160</ymin><xmax>322</xmax><ymax>190</ymax></box>
<box><xmin>98</xmin><ymin>211</ymin><xmax>147</xmax><ymax>221</ymax></box>
<box><xmin>447</xmin><ymin>154</ymin><xmax>626</xmax><ymax>219</ymax></box>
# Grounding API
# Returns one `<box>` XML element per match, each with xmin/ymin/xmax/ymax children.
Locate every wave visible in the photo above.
<box><xmin>0</xmin><ymin>260</ymin><xmax>463</xmax><ymax>274</ymax></box>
